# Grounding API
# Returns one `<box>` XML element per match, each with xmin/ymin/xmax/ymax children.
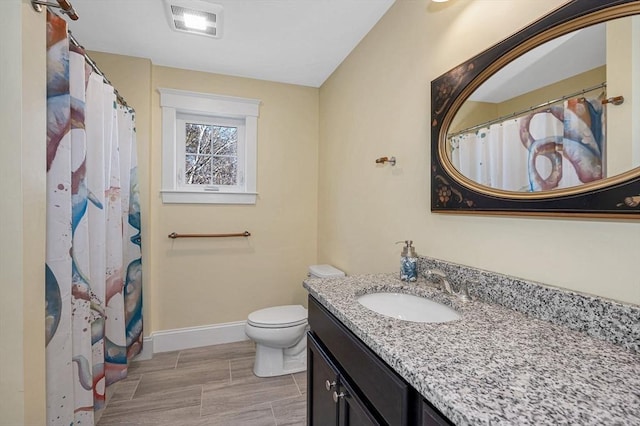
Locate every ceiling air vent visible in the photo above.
<box><xmin>164</xmin><ymin>0</ymin><xmax>223</xmax><ymax>38</ymax></box>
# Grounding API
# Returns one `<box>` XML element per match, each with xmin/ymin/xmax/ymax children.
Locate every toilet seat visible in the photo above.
<box><xmin>247</xmin><ymin>305</ymin><xmax>307</xmax><ymax>328</ymax></box>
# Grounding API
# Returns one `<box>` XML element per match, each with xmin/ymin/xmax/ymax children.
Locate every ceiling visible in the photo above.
<box><xmin>469</xmin><ymin>22</ymin><xmax>606</xmax><ymax>103</ymax></box>
<box><xmin>66</xmin><ymin>0</ymin><xmax>395</xmax><ymax>88</ymax></box>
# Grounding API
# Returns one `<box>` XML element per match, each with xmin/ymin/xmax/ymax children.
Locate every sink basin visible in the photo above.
<box><xmin>357</xmin><ymin>292</ymin><xmax>460</xmax><ymax>323</ymax></box>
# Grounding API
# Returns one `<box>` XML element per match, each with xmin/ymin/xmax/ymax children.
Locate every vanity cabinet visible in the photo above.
<box><xmin>307</xmin><ymin>333</ymin><xmax>339</xmax><ymax>424</ymax></box>
<box><xmin>307</xmin><ymin>296</ymin><xmax>452</xmax><ymax>426</ymax></box>
<box><xmin>308</xmin><ymin>333</ymin><xmax>378</xmax><ymax>425</ymax></box>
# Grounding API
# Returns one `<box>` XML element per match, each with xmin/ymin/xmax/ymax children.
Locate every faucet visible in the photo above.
<box><xmin>425</xmin><ymin>269</ymin><xmax>454</xmax><ymax>294</ymax></box>
<box><xmin>425</xmin><ymin>269</ymin><xmax>471</xmax><ymax>302</ymax></box>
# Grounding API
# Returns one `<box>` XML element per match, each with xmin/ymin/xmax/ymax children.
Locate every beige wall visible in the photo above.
<box><xmin>497</xmin><ymin>66</ymin><xmax>606</xmax><ymax>118</ymax></box>
<box><xmin>152</xmin><ymin>67</ymin><xmax>319</xmax><ymax>330</ymax></box>
<box><xmin>607</xmin><ymin>16</ymin><xmax>640</xmax><ymax>175</ymax></box>
<box><xmin>448</xmin><ymin>100</ymin><xmax>497</xmax><ymax>135</ymax></box>
<box><xmin>92</xmin><ymin>54</ymin><xmax>320</xmax><ymax>332</ymax></box>
<box><xmin>0</xmin><ymin>1</ymin><xmax>46</xmax><ymax>424</ymax></box>
<box><xmin>319</xmin><ymin>0</ymin><xmax>640</xmax><ymax>305</ymax></box>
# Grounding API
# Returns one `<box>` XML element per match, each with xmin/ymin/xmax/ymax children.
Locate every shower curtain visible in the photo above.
<box><xmin>45</xmin><ymin>11</ymin><xmax>143</xmax><ymax>425</ymax></box>
<box><xmin>450</xmin><ymin>96</ymin><xmax>605</xmax><ymax>192</ymax></box>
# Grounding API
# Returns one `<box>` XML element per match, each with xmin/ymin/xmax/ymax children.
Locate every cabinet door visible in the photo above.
<box><xmin>338</xmin><ymin>378</ymin><xmax>380</xmax><ymax>426</ymax></box>
<box><xmin>307</xmin><ymin>333</ymin><xmax>339</xmax><ymax>425</ymax></box>
<box><xmin>422</xmin><ymin>400</ymin><xmax>453</xmax><ymax>426</ymax></box>
<box><xmin>309</xmin><ymin>296</ymin><xmax>412</xmax><ymax>425</ymax></box>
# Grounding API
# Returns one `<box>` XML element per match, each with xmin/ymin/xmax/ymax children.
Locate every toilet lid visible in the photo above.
<box><xmin>309</xmin><ymin>264</ymin><xmax>345</xmax><ymax>278</ymax></box>
<box><xmin>247</xmin><ymin>305</ymin><xmax>308</xmax><ymax>328</ymax></box>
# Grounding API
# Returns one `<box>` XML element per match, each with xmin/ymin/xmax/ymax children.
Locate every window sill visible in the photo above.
<box><xmin>160</xmin><ymin>190</ymin><xmax>257</xmax><ymax>205</ymax></box>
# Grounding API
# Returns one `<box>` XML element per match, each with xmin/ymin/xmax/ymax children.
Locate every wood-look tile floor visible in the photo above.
<box><xmin>98</xmin><ymin>341</ymin><xmax>307</xmax><ymax>426</ymax></box>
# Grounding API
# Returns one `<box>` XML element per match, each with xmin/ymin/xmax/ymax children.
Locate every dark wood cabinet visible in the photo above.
<box><xmin>308</xmin><ymin>333</ymin><xmax>378</xmax><ymax>425</ymax></box>
<box><xmin>307</xmin><ymin>295</ymin><xmax>453</xmax><ymax>426</ymax></box>
<box><xmin>421</xmin><ymin>400</ymin><xmax>454</xmax><ymax>426</ymax></box>
<box><xmin>307</xmin><ymin>332</ymin><xmax>339</xmax><ymax>425</ymax></box>
<box><xmin>338</xmin><ymin>371</ymin><xmax>379</xmax><ymax>426</ymax></box>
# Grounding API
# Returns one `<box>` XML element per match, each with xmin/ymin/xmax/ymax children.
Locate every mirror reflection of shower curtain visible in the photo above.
<box><xmin>451</xmin><ymin>121</ymin><xmax>530</xmax><ymax>191</ymax></box>
<box><xmin>450</xmin><ymin>96</ymin><xmax>605</xmax><ymax>192</ymax></box>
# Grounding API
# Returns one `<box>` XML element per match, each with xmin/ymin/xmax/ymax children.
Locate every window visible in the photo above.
<box><xmin>159</xmin><ymin>88</ymin><xmax>260</xmax><ymax>204</ymax></box>
<box><xmin>178</xmin><ymin>114</ymin><xmax>244</xmax><ymax>189</ymax></box>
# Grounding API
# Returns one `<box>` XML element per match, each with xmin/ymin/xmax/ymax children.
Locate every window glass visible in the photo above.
<box><xmin>184</xmin><ymin>122</ymin><xmax>239</xmax><ymax>186</ymax></box>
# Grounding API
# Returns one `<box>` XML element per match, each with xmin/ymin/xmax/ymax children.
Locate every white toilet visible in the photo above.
<box><xmin>245</xmin><ymin>264</ymin><xmax>345</xmax><ymax>377</ymax></box>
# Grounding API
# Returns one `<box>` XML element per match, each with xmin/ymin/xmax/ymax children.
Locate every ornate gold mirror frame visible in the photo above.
<box><xmin>431</xmin><ymin>0</ymin><xmax>640</xmax><ymax>218</ymax></box>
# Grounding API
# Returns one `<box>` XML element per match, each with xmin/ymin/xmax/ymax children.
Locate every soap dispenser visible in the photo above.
<box><xmin>399</xmin><ymin>240</ymin><xmax>417</xmax><ymax>282</ymax></box>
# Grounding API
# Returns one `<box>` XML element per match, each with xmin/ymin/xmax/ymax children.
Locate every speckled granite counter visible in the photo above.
<box><xmin>303</xmin><ymin>273</ymin><xmax>640</xmax><ymax>425</ymax></box>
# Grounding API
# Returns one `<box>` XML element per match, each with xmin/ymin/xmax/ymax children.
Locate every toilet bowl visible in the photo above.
<box><xmin>245</xmin><ymin>264</ymin><xmax>345</xmax><ymax>377</ymax></box>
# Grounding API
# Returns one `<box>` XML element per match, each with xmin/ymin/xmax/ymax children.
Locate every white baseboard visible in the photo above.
<box><xmin>150</xmin><ymin>320</ymin><xmax>249</xmax><ymax>353</ymax></box>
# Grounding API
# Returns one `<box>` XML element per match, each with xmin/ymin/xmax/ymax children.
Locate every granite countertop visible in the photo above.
<box><xmin>303</xmin><ymin>273</ymin><xmax>640</xmax><ymax>426</ymax></box>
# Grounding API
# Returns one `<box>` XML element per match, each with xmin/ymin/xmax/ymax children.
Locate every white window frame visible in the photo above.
<box><xmin>159</xmin><ymin>88</ymin><xmax>260</xmax><ymax>204</ymax></box>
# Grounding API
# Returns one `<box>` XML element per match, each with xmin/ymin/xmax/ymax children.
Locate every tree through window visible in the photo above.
<box><xmin>185</xmin><ymin>122</ymin><xmax>238</xmax><ymax>185</ymax></box>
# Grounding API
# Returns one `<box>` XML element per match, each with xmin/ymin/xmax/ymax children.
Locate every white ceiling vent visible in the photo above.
<box><xmin>164</xmin><ymin>0</ymin><xmax>223</xmax><ymax>38</ymax></box>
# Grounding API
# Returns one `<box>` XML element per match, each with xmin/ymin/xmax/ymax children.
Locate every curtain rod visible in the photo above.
<box><xmin>33</xmin><ymin>2</ymin><xmax>134</xmax><ymax>111</ymax></box>
<box><xmin>67</xmin><ymin>31</ymin><xmax>134</xmax><ymax>111</ymax></box>
<box><xmin>32</xmin><ymin>0</ymin><xmax>78</xmax><ymax>20</ymax></box>
<box><xmin>447</xmin><ymin>82</ymin><xmax>616</xmax><ymax>138</ymax></box>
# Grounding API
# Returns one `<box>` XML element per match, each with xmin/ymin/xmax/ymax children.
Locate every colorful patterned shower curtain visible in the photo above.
<box><xmin>450</xmin><ymin>95</ymin><xmax>605</xmax><ymax>192</ymax></box>
<box><xmin>45</xmin><ymin>11</ymin><xmax>143</xmax><ymax>424</ymax></box>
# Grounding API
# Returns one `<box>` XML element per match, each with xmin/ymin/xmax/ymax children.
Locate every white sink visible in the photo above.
<box><xmin>357</xmin><ymin>292</ymin><xmax>460</xmax><ymax>323</ymax></box>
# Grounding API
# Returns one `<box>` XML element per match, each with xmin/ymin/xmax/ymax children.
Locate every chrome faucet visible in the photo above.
<box><xmin>425</xmin><ymin>269</ymin><xmax>471</xmax><ymax>302</ymax></box>
<box><xmin>425</xmin><ymin>269</ymin><xmax>454</xmax><ymax>294</ymax></box>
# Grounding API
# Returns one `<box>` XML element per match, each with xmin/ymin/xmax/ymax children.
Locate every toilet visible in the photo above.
<box><xmin>245</xmin><ymin>264</ymin><xmax>345</xmax><ymax>377</ymax></box>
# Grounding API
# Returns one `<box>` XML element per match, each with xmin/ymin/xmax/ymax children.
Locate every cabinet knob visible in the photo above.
<box><xmin>332</xmin><ymin>391</ymin><xmax>346</xmax><ymax>403</ymax></box>
<box><xmin>325</xmin><ymin>380</ymin><xmax>336</xmax><ymax>391</ymax></box>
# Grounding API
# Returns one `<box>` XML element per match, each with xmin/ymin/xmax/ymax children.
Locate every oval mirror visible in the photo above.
<box><xmin>431</xmin><ymin>0</ymin><xmax>640</xmax><ymax>217</ymax></box>
<box><xmin>446</xmin><ymin>16</ymin><xmax>638</xmax><ymax>193</ymax></box>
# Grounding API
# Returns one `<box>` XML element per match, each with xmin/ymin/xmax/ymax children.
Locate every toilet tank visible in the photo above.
<box><xmin>308</xmin><ymin>264</ymin><xmax>345</xmax><ymax>279</ymax></box>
